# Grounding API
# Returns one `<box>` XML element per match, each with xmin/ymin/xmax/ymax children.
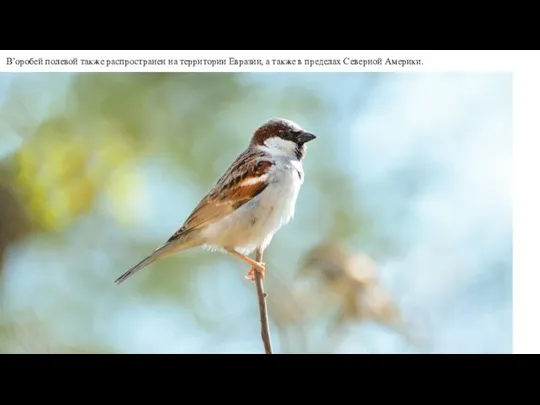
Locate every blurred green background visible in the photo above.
<box><xmin>0</xmin><ymin>72</ymin><xmax>512</xmax><ymax>353</ymax></box>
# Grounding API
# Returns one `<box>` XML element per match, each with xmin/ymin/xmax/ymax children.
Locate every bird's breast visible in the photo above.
<box><xmin>258</xmin><ymin>161</ymin><xmax>303</xmax><ymax>222</ymax></box>
<box><xmin>199</xmin><ymin>160</ymin><xmax>304</xmax><ymax>253</ymax></box>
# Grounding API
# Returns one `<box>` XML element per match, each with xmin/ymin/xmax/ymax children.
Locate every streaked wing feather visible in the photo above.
<box><xmin>167</xmin><ymin>150</ymin><xmax>273</xmax><ymax>243</ymax></box>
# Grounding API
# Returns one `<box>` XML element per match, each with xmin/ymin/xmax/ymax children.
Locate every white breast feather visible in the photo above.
<box><xmin>199</xmin><ymin>154</ymin><xmax>304</xmax><ymax>255</ymax></box>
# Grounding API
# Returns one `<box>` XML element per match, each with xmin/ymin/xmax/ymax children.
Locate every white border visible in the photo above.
<box><xmin>512</xmin><ymin>51</ymin><xmax>539</xmax><ymax>354</ymax></box>
<box><xmin>0</xmin><ymin>49</ymin><xmax>537</xmax><ymax>353</ymax></box>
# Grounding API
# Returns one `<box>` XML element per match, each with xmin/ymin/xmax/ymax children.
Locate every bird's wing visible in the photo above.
<box><xmin>167</xmin><ymin>149</ymin><xmax>274</xmax><ymax>243</ymax></box>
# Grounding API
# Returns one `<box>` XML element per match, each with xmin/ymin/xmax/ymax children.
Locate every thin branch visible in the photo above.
<box><xmin>254</xmin><ymin>248</ymin><xmax>273</xmax><ymax>354</ymax></box>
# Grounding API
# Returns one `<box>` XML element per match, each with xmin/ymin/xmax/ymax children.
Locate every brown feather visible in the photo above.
<box><xmin>167</xmin><ymin>150</ymin><xmax>274</xmax><ymax>243</ymax></box>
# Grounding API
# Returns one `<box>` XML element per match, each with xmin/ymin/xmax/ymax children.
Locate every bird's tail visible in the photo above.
<box><xmin>114</xmin><ymin>243</ymin><xmax>175</xmax><ymax>285</ymax></box>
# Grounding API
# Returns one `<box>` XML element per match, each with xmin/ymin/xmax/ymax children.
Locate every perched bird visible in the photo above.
<box><xmin>114</xmin><ymin>118</ymin><xmax>316</xmax><ymax>285</ymax></box>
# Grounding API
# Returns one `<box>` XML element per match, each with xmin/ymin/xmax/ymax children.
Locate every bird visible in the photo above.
<box><xmin>114</xmin><ymin>117</ymin><xmax>316</xmax><ymax>285</ymax></box>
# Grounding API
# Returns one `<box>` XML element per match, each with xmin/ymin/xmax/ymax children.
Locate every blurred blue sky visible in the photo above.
<box><xmin>0</xmin><ymin>72</ymin><xmax>512</xmax><ymax>353</ymax></box>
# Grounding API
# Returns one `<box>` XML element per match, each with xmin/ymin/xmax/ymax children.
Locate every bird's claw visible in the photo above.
<box><xmin>245</xmin><ymin>262</ymin><xmax>265</xmax><ymax>282</ymax></box>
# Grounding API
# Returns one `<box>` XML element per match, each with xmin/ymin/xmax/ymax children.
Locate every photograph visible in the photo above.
<box><xmin>0</xmin><ymin>66</ymin><xmax>512</xmax><ymax>354</ymax></box>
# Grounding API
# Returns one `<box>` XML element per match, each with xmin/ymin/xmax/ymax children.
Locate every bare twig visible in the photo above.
<box><xmin>254</xmin><ymin>248</ymin><xmax>273</xmax><ymax>354</ymax></box>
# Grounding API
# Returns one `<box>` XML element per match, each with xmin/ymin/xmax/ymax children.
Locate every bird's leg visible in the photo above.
<box><xmin>225</xmin><ymin>248</ymin><xmax>266</xmax><ymax>279</ymax></box>
<box><xmin>245</xmin><ymin>263</ymin><xmax>266</xmax><ymax>281</ymax></box>
<box><xmin>245</xmin><ymin>247</ymin><xmax>265</xmax><ymax>282</ymax></box>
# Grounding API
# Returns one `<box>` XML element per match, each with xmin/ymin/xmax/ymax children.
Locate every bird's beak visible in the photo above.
<box><xmin>299</xmin><ymin>131</ymin><xmax>316</xmax><ymax>143</ymax></box>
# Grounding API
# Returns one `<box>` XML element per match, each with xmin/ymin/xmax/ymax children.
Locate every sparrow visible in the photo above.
<box><xmin>114</xmin><ymin>117</ymin><xmax>316</xmax><ymax>285</ymax></box>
